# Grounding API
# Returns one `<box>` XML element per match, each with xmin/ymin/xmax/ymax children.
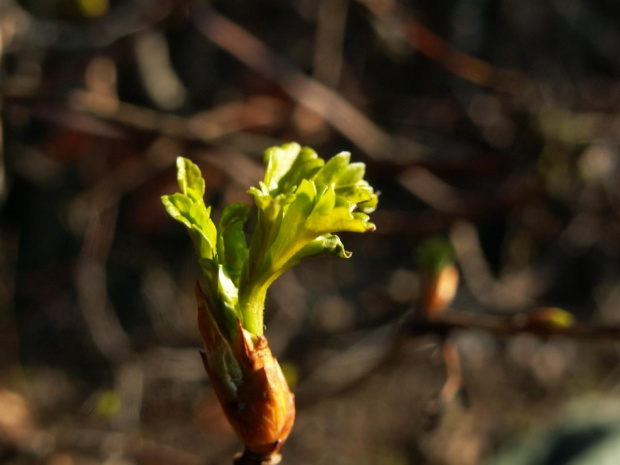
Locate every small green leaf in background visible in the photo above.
<box><xmin>416</xmin><ymin>236</ymin><xmax>455</xmax><ymax>275</ymax></box>
<box><xmin>416</xmin><ymin>236</ymin><xmax>459</xmax><ymax>317</ymax></box>
<box><xmin>526</xmin><ymin>307</ymin><xmax>575</xmax><ymax>330</ymax></box>
<box><xmin>76</xmin><ymin>0</ymin><xmax>109</xmax><ymax>18</ymax></box>
<box><xmin>95</xmin><ymin>390</ymin><xmax>121</xmax><ymax>419</ymax></box>
<box><xmin>162</xmin><ymin>158</ymin><xmax>217</xmax><ymax>265</ymax></box>
<box><xmin>279</xmin><ymin>362</ymin><xmax>300</xmax><ymax>390</ymax></box>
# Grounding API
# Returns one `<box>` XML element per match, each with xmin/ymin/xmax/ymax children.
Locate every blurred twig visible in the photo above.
<box><xmin>15</xmin><ymin>428</ymin><xmax>201</xmax><ymax>465</ymax></box>
<box><xmin>313</xmin><ymin>0</ymin><xmax>349</xmax><ymax>88</ymax></box>
<box><xmin>398</xmin><ymin>167</ymin><xmax>544</xmax><ymax>217</ymax></box>
<box><xmin>76</xmin><ymin>205</ymin><xmax>132</xmax><ymax>362</ymax></box>
<box><xmin>295</xmin><ymin>322</ymin><xmax>408</xmax><ymax>407</ymax></box>
<box><xmin>70</xmin><ymin>137</ymin><xmax>179</xmax><ymax>215</ymax></box>
<box><xmin>192</xmin><ymin>6</ymin><xmax>427</xmax><ymax>161</ymax></box>
<box><xmin>450</xmin><ymin>221</ymin><xmax>540</xmax><ymax>312</ymax></box>
<box><xmin>0</xmin><ymin>19</ymin><xmax>6</xmax><ymax>206</ymax></box>
<box><xmin>298</xmin><ymin>303</ymin><xmax>620</xmax><ymax>408</ymax></box>
<box><xmin>134</xmin><ymin>29</ymin><xmax>188</xmax><ymax>110</ymax></box>
<box><xmin>357</xmin><ymin>0</ymin><xmax>531</xmax><ymax>94</ymax></box>
<box><xmin>551</xmin><ymin>0</ymin><xmax>620</xmax><ymax>75</ymax></box>
<box><xmin>66</xmin><ymin>90</ymin><xmax>286</xmax><ymax>143</ymax></box>
<box><xmin>75</xmin><ymin>166</ymin><xmax>150</xmax><ymax>431</ymax></box>
<box><xmin>360</xmin><ymin>0</ymin><xmax>620</xmax><ymax>149</ymax></box>
<box><xmin>403</xmin><ymin>16</ymin><xmax>528</xmax><ymax>93</ymax></box>
<box><xmin>414</xmin><ymin>309</ymin><xmax>620</xmax><ymax>341</ymax></box>
<box><xmin>1</xmin><ymin>0</ymin><xmax>175</xmax><ymax>51</ymax></box>
<box><xmin>439</xmin><ymin>340</ymin><xmax>465</xmax><ymax>405</ymax></box>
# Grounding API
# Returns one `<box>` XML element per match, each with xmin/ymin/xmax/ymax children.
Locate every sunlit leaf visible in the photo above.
<box><xmin>163</xmin><ymin>145</ymin><xmax>377</xmax><ymax>338</ymax></box>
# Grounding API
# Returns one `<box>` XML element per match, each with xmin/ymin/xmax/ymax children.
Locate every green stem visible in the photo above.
<box><xmin>238</xmin><ymin>244</ymin><xmax>306</xmax><ymax>336</ymax></box>
<box><xmin>239</xmin><ymin>284</ymin><xmax>267</xmax><ymax>336</ymax></box>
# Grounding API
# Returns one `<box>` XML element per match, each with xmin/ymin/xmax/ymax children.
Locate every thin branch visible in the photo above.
<box><xmin>297</xmin><ymin>304</ymin><xmax>620</xmax><ymax>408</ymax></box>
<box><xmin>398</xmin><ymin>167</ymin><xmax>544</xmax><ymax>218</ymax></box>
<box><xmin>550</xmin><ymin>0</ymin><xmax>620</xmax><ymax>76</ymax></box>
<box><xmin>16</xmin><ymin>428</ymin><xmax>201</xmax><ymax>465</ymax></box>
<box><xmin>449</xmin><ymin>221</ymin><xmax>540</xmax><ymax>312</ymax></box>
<box><xmin>357</xmin><ymin>0</ymin><xmax>531</xmax><ymax>94</ymax></box>
<box><xmin>76</xmin><ymin>205</ymin><xmax>132</xmax><ymax>363</ymax></box>
<box><xmin>439</xmin><ymin>340</ymin><xmax>464</xmax><ymax>405</ymax></box>
<box><xmin>192</xmin><ymin>6</ymin><xmax>427</xmax><ymax>161</ymax></box>
<box><xmin>415</xmin><ymin>309</ymin><xmax>620</xmax><ymax>341</ymax></box>
<box><xmin>313</xmin><ymin>0</ymin><xmax>349</xmax><ymax>88</ymax></box>
<box><xmin>66</xmin><ymin>90</ymin><xmax>284</xmax><ymax>143</ymax></box>
<box><xmin>2</xmin><ymin>0</ymin><xmax>175</xmax><ymax>51</ymax></box>
<box><xmin>0</xmin><ymin>20</ymin><xmax>5</xmax><ymax>204</ymax></box>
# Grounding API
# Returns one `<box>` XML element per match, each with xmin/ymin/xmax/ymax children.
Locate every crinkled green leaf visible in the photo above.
<box><xmin>162</xmin><ymin>158</ymin><xmax>222</xmax><ymax>328</ymax></box>
<box><xmin>177</xmin><ymin>156</ymin><xmax>205</xmax><ymax>201</ymax></box>
<box><xmin>162</xmin><ymin>193</ymin><xmax>193</xmax><ymax>228</ymax></box>
<box><xmin>307</xmin><ymin>203</ymin><xmax>375</xmax><ymax>236</ymax></box>
<box><xmin>314</xmin><ymin>151</ymin><xmax>351</xmax><ymax>186</ymax></box>
<box><xmin>163</xmin><ymin>146</ymin><xmax>377</xmax><ymax>339</ymax></box>
<box><xmin>271</xmin><ymin>145</ymin><xmax>324</xmax><ymax>195</ymax></box>
<box><xmin>251</xmin><ymin>179</ymin><xmax>318</xmax><ymax>283</ymax></box>
<box><xmin>161</xmin><ymin>191</ymin><xmax>217</xmax><ymax>261</ymax></box>
<box><xmin>286</xmin><ymin>233</ymin><xmax>351</xmax><ymax>267</ymax></box>
<box><xmin>241</xmin><ymin>145</ymin><xmax>378</xmax><ymax>333</ymax></box>
<box><xmin>263</xmin><ymin>144</ymin><xmax>298</xmax><ymax>190</ymax></box>
<box><xmin>217</xmin><ymin>203</ymin><xmax>250</xmax><ymax>284</ymax></box>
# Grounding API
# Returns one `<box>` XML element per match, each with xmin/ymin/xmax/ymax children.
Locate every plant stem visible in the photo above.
<box><xmin>239</xmin><ymin>285</ymin><xmax>267</xmax><ymax>336</ymax></box>
<box><xmin>233</xmin><ymin>449</ymin><xmax>282</xmax><ymax>465</ymax></box>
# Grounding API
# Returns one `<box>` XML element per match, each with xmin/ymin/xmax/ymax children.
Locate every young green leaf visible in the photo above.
<box><xmin>163</xmin><ymin>145</ymin><xmax>377</xmax><ymax>338</ymax></box>
<box><xmin>217</xmin><ymin>203</ymin><xmax>250</xmax><ymax>284</ymax></box>
<box><xmin>162</xmin><ymin>157</ymin><xmax>238</xmax><ymax>338</ymax></box>
<box><xmin>240</xmin><ymin>143</ymin><xmax>378</xmax><ymax>334</ymax></box>
<box><xmin>162</xmin><ymin>163</ymin><xmax>217</xmax><ymax>259</ymax></box>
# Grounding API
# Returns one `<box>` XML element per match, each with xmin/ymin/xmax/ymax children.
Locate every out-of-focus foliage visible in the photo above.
<box><xmin>77</xmin><ymin>0</ymin><xmax>109</xmax><ymax>18</ymax></box>
<box><xmin>489</xmin><ymin>398</ymin><xmax>620</xmax><ymax>465</ymax></box>
<box><xmin>4</xmin><ymin>0</ymin><xmax>620</xmax><ymax>463</ymax></box>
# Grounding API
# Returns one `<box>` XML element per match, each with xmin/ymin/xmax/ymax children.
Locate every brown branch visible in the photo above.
<box><xmin>297</xmin><ymin>305</ymin><xmax>620</xmax><ymax>409</ymax></box>
<box><xmin>423</xmin><ymin>338</ymin><xmax>467</xmax><ymax>431</ymax></box>
<box><xmin>192</xmin><ymin>6</ymin><xmax>427</xmax><ymax>161</ymax></box>
<box><xmin>415</xmin><ymin>310</ymin><xmax>620</xmax><ymax>341</ymax></box>
<box><xmin>358</xmin><ymin>0</ymin><xmax>530</xmax><ymax>94</ymax></box>
<box><xmin>2</xmin><ymin>88</ymin><xmax>285</xmax><ymax>157</ymax></box>
<box><xmin>15</xmin><ymin>428</ymin><xmax>201</xmax><ymax>465</ymax></box>
<box><xmin>76</xmin><ymin>205</ymin><xmax>133</xmax><ymax>363</ymax></box>
<box><xmin>3</xmin><ymin>0</ymin><xmax>176</xmax><ymax>51</ymax></box>
<box><xmin>449</xmin><ymin>221</ymin><xmax>541</xmax><ymax>312</ymax></box>
<box><xmin>66</xmin><ymin>90</ymin><xmax>285</xmax><ymax>144</ymax></box>
<box><xmin>404</xmin><ymin>17</ymin><xmax>527</xmax><ymax>93</ymax></box>
<box><xmin>313</xmin><ymin>0</ymin><xmax>349</xmax><ymax>88</ymax></box>
<box><xmin>439</xmin><ymin>340</ymin><xmax>464</xmax><ymax>405</ymax></box>
<box><xmin>398</xmin><ymin>168</ymin><xmax>544</xmax><ymax>218</ymax></box>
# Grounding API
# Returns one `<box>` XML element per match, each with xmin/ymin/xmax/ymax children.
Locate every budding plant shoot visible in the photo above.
<box><xmin>161</xmin><ymin>143</ymin><xmax>378</xmax><ymax>463</ymax></box>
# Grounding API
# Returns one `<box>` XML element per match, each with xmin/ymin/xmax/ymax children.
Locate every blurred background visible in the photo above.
<box><xmin>3</xmin><ymin>0</ymin><xmax>620</xmax><ymax>464</ymax></box>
